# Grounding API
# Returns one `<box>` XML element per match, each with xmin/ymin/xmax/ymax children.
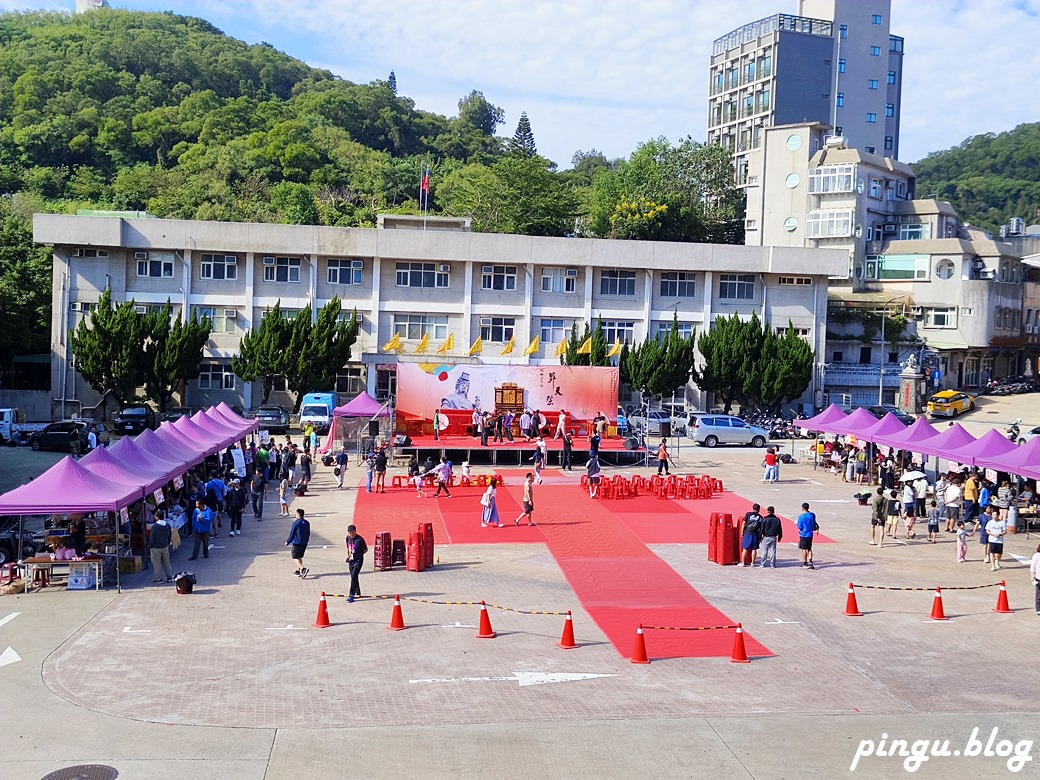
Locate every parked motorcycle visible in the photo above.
<box><xmin>1006</xmin><ymin>418</ymin><xmax>1022</xmax><ymax>442</ymax></box>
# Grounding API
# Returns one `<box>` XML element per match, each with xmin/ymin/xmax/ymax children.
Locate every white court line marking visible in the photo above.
<box><xmin>122</xmin><ymin>626</ymin><xmax>151</xmax><ymax>634</ymax></box>
<box><xmin>764</xmin><ymin>618</ymin><xmax>801</xmax><ymax>625</ymax></box>
<box><xmin>409</xmin><ymin>671</ymin><xmax>617</xmax><ymax>687</ymax></box>
<box><xmin>0</xmin><ymin>646</ymin><xmax>21</xmax><ymax>667</ymax></box>
<box><xmin>0</xmin><ymin>613</ymin><xmax>21</xmax><ymax>630</ymax></box>
<box><xmin>267</xmin><ymin>625</ymin><xmax>307</xmax><ymax>631</ymax></box>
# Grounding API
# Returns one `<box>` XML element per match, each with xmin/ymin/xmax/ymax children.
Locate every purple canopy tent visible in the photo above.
<box><xmin>795</xmin><ymin>404</ymin><xmax>848</xmax><ymax>433</ymax></box>
<box><xmin>108</xmin><ymin>434</ymin><xmax>191</xmax><ymax>475</ymax></box>
<box><xmin>80</xmin><ymin>444</ymin><xmax>172</xmax><ymax>494</ymax></box>
<box><xmin>0</xmin><ymin>456</ymin><xmax>143</xmax><ymax>514</ymax></box>
<box><xmin>135</xmin><ymin>428</ymin><xmax>203</xmax><ymax>471</ymax></box>
<box><xmin>324</xmin><ymin>392</ymin><xmax>391</xmax><ymax>454</ymax></box>
<box><xmin>907</xmin><ymin>423</ymin><xmax>976</xmax><ymax>460</ymax></box>
<box><xmin>943</xmin><ymin>428</ymin><xmax>1019</xmax><ymax>468</ymax></box>
<box><xmin>155</xmin><ymin>421</ymin><xmax>220</xmax><ymax>458</ymax></box>
<box><xmin>212</xmin><ymin>402</ymin><xmax>258</xmax><ymax>431</ymax></box>
<box><xmin>193</xmin><ymin>409</ymin><xmax>251</xmax><ymax>439</ymax></box>
<box><xmin>873</xmin><ymin>417</ymin><xmax>940</xmax><ymax>450</ymax></box>
<box><xmin>976</xmin><ymin>437</ymin><xmax>1040</xmax><ymax>480</ymax></box>
<box><xmin>828</xmin><ymin>407</ymin><xmax>884</xmax><ymax>436</ymax></box>
<box><xmin>854</xmin><ymin>412</ymin><xmax>908</xmax><ymax>443</ymax></box>
<box><xmin>173</xmin><ymin>414</ymin><xmax>239</xmax><ymax>451</ymax></box>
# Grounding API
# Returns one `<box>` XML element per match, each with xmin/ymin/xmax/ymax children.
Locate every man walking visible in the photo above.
<box><xmin>561</xmin><ymin>430</ymin><xmax>574</xmax><ymax>471</ymax></box>
<box><xmin>250</xmin><ymin>468</ymin><xmax>267</xmax><ymax>521</ymax></box>
<box><xmin>739</xmin><ymin>503</ymin><xmax>762</xmax><ymax>567</ymax></box>
<box><xmin>796</xmin><ymin>502</ymin><xmax>817</xmax><ymax>569</ymax></box>
<box><xmin>188</xmin><ymin>499</ymin><xmax>213</xmax><ymax>561</ymax></box>
<box><xmin>656</xmin><ymin>438</ymin><xmax>670</xmax><ymax>476</ymax></box>
<box><xmin>586</xmin><ymin>454</ymin><xmax>601</xmax><ymax>498</ymax></box>
<box><xmin>759</xmin><ymin>505</ymin><xmax>783</xmax><ymax>568</ymax></box>
<box><xmin>373</xmin><ymin>447</ymin><xmax>386</xmax><ymax>493</ymax></box>
<box><xmin>335</xmin><ymin>446</ymin><xmax>348</xmax><ymax>489</ymax></box>
<box><xmin>869</xmin><ymin>487</ymin><xmax>886</xmax><ymax>545</ymax></box>
<box><xmin>148</xmin><ymin>508</ymin><xmax>174</xmax><ymax>583</ymax></box>
<box><xmin>514</xmin><ymin>472</ymin><xmax>536</xmax><ymax>526</ymax></box>
<box><xmin>345</xmin><ymin>524</ymin><xmax>368</xmax><ymax>600</ymax></box>
<box><xmin>434</xmin><ymin>456</ymin><xmax>452</xmax><ymax>498</ymax></box>
<box><xmin>286</xmin><ymin>508</ymin><xmax>310</xmax><ymax>578</ymax></box>
<box><xmin>224</xmin><ymin>477</ymin><xmax>247</xmax><ymax>536</ymax></box>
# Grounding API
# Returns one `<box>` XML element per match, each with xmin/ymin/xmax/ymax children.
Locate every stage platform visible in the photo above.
<box><xmin>397</xmin><ymin>433</ymin><xmax>651</xmax><ymax>467</ymax></box>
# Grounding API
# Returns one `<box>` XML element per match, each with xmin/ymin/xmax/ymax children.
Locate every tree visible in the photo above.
<box><xmin>68</xmin><ymin>288</ymin><xmax>142</xmax><ymax>405</ymax></box>
<box><xmin>457</xmin><ymin>90</ymin><xmax>504</xmax><ymax>137</ymax></box>
<box><xmin>565</xmin><ymin>321</ymin><xmax>590</xmax><ymax>366</ymax></box>
<box><xmin>509</xmin><ymin>112</ymin><xmax>536</xmax><ymax>157</ymax></box>
<box><xmin>387</xmin><ymin>70</ymin><xmax>397</xmax><ymax>95</ymax></box>
<box><xmin>141</xmin><ymin>301</ymin><xmax>212</xmax><ymax>411</ymax></box>
<box><xmin>0</xmin><ymin>203</ymin><xmax>51</xmax><ymax>368</ymax></box>
<box><xmin>230</xmin><ymin>301</ymin><xmax>291</xmax><ymax>404</ymax></box>
<box><xmin>692</xmin><ymin>313</ymin><xmax>751</xmax><ymax>413</ymax></box>
<box><xmin>284</xmin><ymin>297</ymin><xmax>359</xmax><ymax>407</ymax></box>
<box><xmin>756</xmin><ymin>323</ymin><xmax>814</xmax><ymax>412</ymax></box>
<box><xmin>622</xmin><ymin>314</ymin><xmax>694</xmax><ymax>398</ymax></box>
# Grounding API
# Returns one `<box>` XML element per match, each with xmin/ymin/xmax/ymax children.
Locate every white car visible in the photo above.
<box><xmin>1017</xmin><ymin>424</ymin><xmax>1040</xmax><ymax>445</ymax></box>
<box><xmin>628</xmin><ymin>409</ymin><xmax>671</xmax><ymax>435</ymax></box>
<box><xmin>670</xmin><ymin>411</ymin><xmax>705</xmax><ymax>436</ymax></box>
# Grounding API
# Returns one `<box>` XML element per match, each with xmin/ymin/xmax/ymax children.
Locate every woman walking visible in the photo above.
<box><xmin>480</xmin><ymin>476</ymin><xmax>501</xmax><ymax>527</ymax></box>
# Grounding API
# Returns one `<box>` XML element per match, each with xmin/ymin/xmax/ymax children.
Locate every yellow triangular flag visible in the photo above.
<box><xmin>576</xmin><ymin>337</ymin><xmax>592</xmax><ymax>354</ymax></box>
<box><xmin>554</xmin><ymin>338</ymin><xmax>567</xmax><ymax>358</ymax></box>
<box><xmin>382</xmin><ymin>332</ymin><xmax>402</xmax><ymax>352</ymax></box>
<box><xmin>523</xmin><ymin>335</ymin><xmax>540</xmax><ymax>356</ymax></box>
<box><xmin>466</xmin><ymin>336</ymin><xmax>483</xmax><ymax>356</ymax></box>
<box><xmin>607</xmin><ymin>337</ymin><xmax>621</xmax><ymax>357</ymax></box>
<box><xmin>500</xmin><ymin>335</ymin><xmax>515</xmax><ymax>355</ymax></box>
<box><xmin>436</xmin><ymin>333</ymin><xmax>455</xmax><ymax>355</ymax></box>
<box><xmin>413</xmin><ymin>332</ymin><xmax>429</xmax><ymax>354</ymax></box>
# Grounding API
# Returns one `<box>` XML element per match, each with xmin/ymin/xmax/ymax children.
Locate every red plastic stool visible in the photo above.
<box><xmin>391</xmin><ymin>475</ymin><xmax>404</xmax><ymax>488</ymax></box>
<box><xmin>0</xmin><ymin>562</ymin><xmax>20</xmax><ymax>584</ymax></box>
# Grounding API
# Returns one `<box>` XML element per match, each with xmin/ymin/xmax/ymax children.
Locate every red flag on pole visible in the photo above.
<box><xmin>421</xmin><ymin>168</ymin><xmax>430</xmax><ymax>193</ymax></box>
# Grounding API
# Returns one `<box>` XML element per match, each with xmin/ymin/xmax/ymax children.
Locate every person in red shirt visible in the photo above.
<box><xmin>762</xmin><ymin>448</ymin><xmax>778</xmax><ymax>483</ymax></box>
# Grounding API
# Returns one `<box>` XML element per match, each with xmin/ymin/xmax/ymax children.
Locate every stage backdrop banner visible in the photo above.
<box><xmin>396</xmin><ymin>363</ymin><xmax>619</xmax><ymax>422</ymax></box>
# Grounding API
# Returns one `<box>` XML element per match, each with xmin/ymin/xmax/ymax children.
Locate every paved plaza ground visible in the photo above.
<box><xmin>1</xmin><ymin>394</ymin><xmax>1038</xmax><ymax>779</ymax></box>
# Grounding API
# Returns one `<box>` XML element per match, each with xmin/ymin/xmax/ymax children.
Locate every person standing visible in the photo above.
<box><xmin>869</xmin><ymin>487</ymin><xmax>886</xmax><ymax>545</ymax></box>
<box><xmin>554</xmin><ymin>410</ymin><xmax>567</xmax><ymax>440</ymax></box>
<box><xmin>283</xmin><ymin>445</ymin><xmax>297</xmax><ymax>486</ymax></box>
<box><xmin>514</xmin><ymin>472</ymin><xmax>536</xmax><ymax>526</ymax></box>
<box><xmin>883</xmin><ymin>489</ymin><xmax>901</xmax><ymax>547</ymax></box>
<box><xmin>962</xmin><ymin>472</ymin><xmax>980</xmax><ymax>525</ymax></box>
<box><xmin>480</xmin><ymin>476</ymin><xmax>501</xmax><ymax>527</ymax></box>
<box><xmin>586</xmin><ymin>454</ymin><xmax>601</xmax><ymax>498</ymax></box>
<box><xmin>502</xmin><ymin>410</ymin><xmax>515</xmax><ymax>443</ymax></box>
<box><xmin>519</xmin><ymin>409</ymin><xmax>532</xmax><ymax>442</ymax></box>
<box><xmin>762</xmin><ymin>448</ymin><xmax>778</xmax><ymax>483</ymax></box>
<box><xmin>1029</xmin><ymin>543</ymin><xmax>1040</xmax><ymax>615</ymax></box>
<box><xmin>224</xmin><ymin>477</ymin><xmax>247</xmax><ymax>536</ymax></box>
<box><xmin>985</xmin><ymin>510</ymin><xmax>1007</xmax><ymax>571</ymax></box>
<box><xmin>285</xmin><ymin>508</ymin><xmax>310</xmax><ymax>578</ymax></box>
<box><xmin>796</xmin><ymin>502</ymin><xmax>817</xmax><ymax>569</ymax></box>
<box><xmin>335</xmin><ymin>446</ymin><xmax>348</xmax><ymax>489</ymax></box>
<box><xmin>249</xmin><ymin>468</ymin><xmax>267</xmax><ymax>521</ymax></box>
<box><xmin>278</xmin><ymin>473</ymin><xmax>291</xmax><ymax>516</ymax></box>
<box><xmin>188</xmin><ymin>499</ymin><xmax>213</xmax><ymax>561</ymax></box>
<box><xmin>956</xmin><ymin>520</ymin><xmax>969</xmax><ymax>562</ymax></box>
<box><xmin>656</xmin><ymin>439</ymin><xmax>670</xmax><ymax>477</ymax></box>
<box><xmin>561</xmin><ymin>430</ymin><xmax>574</xmax><ymax>471</ymax></box>
<box><xmin>433</xmin><ymin>409</ymin><xmax>441</xmax><ymax>441</ymax></box>
<box><xmin>738</xmin><ymin>503</ymin><xmax>762</xmax><ymax>567</ymax></box>
<box><xmin>589</xmin><ymin>431</ymin><xmax>601</xmax><ymax>459</ymax></box>
<box><xmin>86</xmin><ymin>424</ymin><xmax>98</xmax><ymax>452</ymax></box>
<box><xmin>299</xmin><ymin>448</ymin><xmax>313</xmax><ymax>488</ymax></box>
<box><xmin>758</xmin><ymin>506</ymin><xmax>783</xmax><ymax>568</ymax></box>
<box><xmin>944</xmin><ymin>477</ymin><xmax>963</xmax><ymax>533</ymax></box>
<box><xmin>256</xmin><ymin>443</ymin><xmax>270</xmax><ymax>480</ymax></box>
<box><xmin>926</xmin><ymin>500</ymin><xmax>941</xmax><ymax>543</ymax></box>
<box><xmin>373</xmin><ymin>447</ymin><xmax>386</xmax><ymax>493</ymax></box>
<box><xmin>434</xmin><ymin>456</ymin><xmax>452</xmax><ymax>498</ymax></box>
<box><xmin>345</xmin><ymin>524</ymin><xmax>368</xmax><ymax>599</ymax></box>
<box><xmin>148</xmin><ymin>509</ymin><xmax>174</xmax><ymax>583</ymax></box>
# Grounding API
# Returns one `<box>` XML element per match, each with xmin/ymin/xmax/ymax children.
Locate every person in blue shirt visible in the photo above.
<box><xmin>188</xmin><ymin>500</ymin><xmax>214</xmax><ymax>561</ymax></box>
<box><xmin>285</xmin><ymin>508</ymin><xmax>311</xmax><ymax>578</ymax></box>
<box><xmin>795</xmin><ymin>502</ymin><xmax>817</xmax><ymax>570</ymax></box>
<box><xmin>335</xmin><ymin>446</ymin><xmax>348</xmax><ymax>489</ymax></box>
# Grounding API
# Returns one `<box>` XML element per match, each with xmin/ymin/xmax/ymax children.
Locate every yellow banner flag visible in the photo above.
<box><xmin>607</xmin><ymin>337</ymin><xmax>622</xmax><ymax>357</ymax></box>
<box><xmin>554</xmin><ymin>338</ymin><xmax>567</xmax><ymax>357</ymax></box>
<box><xmin>381</xmin><ymin>332</ymin><xmax>402</xmax><ymax>352</ymax></box>
<box><xmin>523</xmin><ymin>336</ymin><xmax>540</xmax><ymax>356</ymax></box>
<box><xmin>436</xmin><ymin>333</ymin><xmax>455</xmax><ymax>355</ymax></box>
<box><xmin>576</xmin><ymin>337</ymin><xmax>592</xmax><ymax>354</ymax></box>
<box><xmin>500</xmin><ymin>335</ymin><xmax>515</xmax><ymax>355</ymax></box>
<box><xmin>466</xmin><ymin>336</ymin><xmax>483</xmax><ymax>356</ymax></box>
<box><xmin>413</xmin><ymin>332</ymin><xmax>429</xmax><ymax>354</ymax></box>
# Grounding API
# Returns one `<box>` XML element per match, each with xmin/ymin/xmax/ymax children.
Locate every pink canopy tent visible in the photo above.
<box><xmin>873</xmin><ymin>417</ymin><xmax>941</xmax><ymax>450</ymax></box>
<box><xmin>108</xmin><ymin>434</ymin><xmax>190</xmax><ymax>475</ymax></box>
<box><xmin>907</xmin><ymin>423</ymin><xmax>976</xmax><ymax>459</ymax></box>
<box><xmin>321</xmin><ymin>392</ymin><xmax>390</xmax><ymax>454</ymax></box>
<box><xmin>976</xmin><ymin>436</ymin><xmax>1040</xmax><ymax>480</ymax></box>
<box><xmin>796</xmin><ymin>404</ymin><xmax>848</xmax><ymax>433</ymax></box>
<box><xmin>855</xmin><ymin>412</ymin><xmax>907</xmax><ymax>442</ymax></box>
<box><xmin>193</xmin><ymin>409</ymin><xmax>251</xmax><ymax>439</ymax></box>
<box><xmin>0</xmin><ymin>456</ymin><xmax>144</xmax><ymax>513</ymax></box>
<box><xmin>155</xmin><ymin>421</ymin><xmax>217</xmax><ymax>457</ymax></box>
<box><xmin>173</xmin><ymin>414</ymin><xmax>239</xmax><ymax>451</ymax></box>
<box><xmin>334</xmin><ymin>392</ymin><xmax>389</xmax><ymax>418</ymax></box>
<box><xmin>80</xmin><ymin>444</ymin><xmax>172</xmax><ymax>494</ymax></box>
<box><xmin>943</xmin><ymin>428</ymin><xmax>1019</xmax><ymax>467</ymax></box>
<box><xmin>212</xmin><ymin>402</ymin><xmax>258</xmax><ymax>431</ymax></box>
<box><xmin>135</xmin><ymin>428</ymin><xmax>202</xmax><ymax>471</ymax></box>
<box><xmin>829</xmin><ymin>407</ymin><xmax>884</xmax><ymax>436</ymax></box>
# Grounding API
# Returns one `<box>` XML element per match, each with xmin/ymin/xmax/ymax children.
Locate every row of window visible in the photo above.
<box><xmin>391</xmin><ymin>315</ymin><xmax>700</xmax><ymax>347</ymax></box>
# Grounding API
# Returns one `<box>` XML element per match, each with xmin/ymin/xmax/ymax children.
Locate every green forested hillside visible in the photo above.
<box><xmin>912</xmin><ymin>123</ymin><xmax>1040</xmax><ymax>233</ymax></box>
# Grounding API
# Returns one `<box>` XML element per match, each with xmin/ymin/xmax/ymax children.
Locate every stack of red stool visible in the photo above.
<box><xmin>373</xmin><ymin>532</ymin><xmax>392</xmax><ymax>570</ymax></box>
<box><xmin>707</xmin><ymin>512</ymin><xmax>739</xmax><ymax>565</ymax></box>
<box><xmin>406</xmin><ymin>532</ymin><xmax>426</xmax><ymax>572</ymax></box>
<box><xmin>420</xmin><ymin>522</ymin><xmax>434</xmax><ymax>568</ymax></box>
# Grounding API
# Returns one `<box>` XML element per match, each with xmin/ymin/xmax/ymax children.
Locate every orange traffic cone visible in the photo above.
<box><xmin>476</xmin><ymin>600</ymin><xmax>496</xmax><ymax>639</ymax></box>
<box><xmin>630</xmin><ymin>625</ymin><xmax>650</xmax><ymax>664</ymax></box>
<box><xmin>312</xmin><ymin>592</ymin><xmax>331</xmax><ymax>629</ymax></box>
<box><xmin>557</xmin><ymin>611</ymin><xmax>578</xmax><ymax>649</ymax></box>
<box><xmin>928</xmin><ymin>587</ymin><xmax>948</xmax><ymax>621</ymax></box>
<box><xmin>387</xmin><ymin>594</ymin><xmax>407</xmax><ymax>630</ymax></box>
<box><xmin>993</xmin><ymin>580</ymin><xmax>1013</xmax><ymax>614</ymax></box>
<box><xmin>843</xmin><ymin>582</ymin><xmax>863</xmax><ymax>617</ymax></box>
<box><xmin>730</xmin><ymin>623</ymin><xmax>750</xmax><ymax>663</ymax></box>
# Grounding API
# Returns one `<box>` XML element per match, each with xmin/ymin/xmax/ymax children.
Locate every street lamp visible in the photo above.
<box><xmin>877</xmin><ymin>295</ymin><xmax>906</xmax><ymax>405</ymax></box>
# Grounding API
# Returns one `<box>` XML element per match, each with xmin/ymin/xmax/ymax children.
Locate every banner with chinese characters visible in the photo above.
<box><xmin>396</xmin><ymin>363</ymin><xmax>619</xmax><ymax>422</ymax></box>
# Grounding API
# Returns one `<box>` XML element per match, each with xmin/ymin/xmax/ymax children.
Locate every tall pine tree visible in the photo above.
<box><xmin>387</xmin><ymin>70</ymin><xmax>397</xmax><ymax>94</ymax></box>
<box><xmin>231</xmin><ymin>301</ymin><xmax>292</xmax><ymax>404</ymax></box>
<box><xmin>68</xmin><ymin>288</ymin><xmax>143</xmax><ymax>405</ymax></box>
<box><xmin>142</xmin><ymin>300</ymin><xmax>211</xmax><ymax>411</ymax></box>
<box><xmin>509</xmin><ymin>111</ymin><xmax>537</xmax><ymax>157</ymax></box>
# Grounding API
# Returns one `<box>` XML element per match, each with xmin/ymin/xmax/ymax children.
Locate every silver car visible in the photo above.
<box><xmin>690</xmin><ymin>415</ymin><xmax>768</xmax><ymax>448</ymax></box>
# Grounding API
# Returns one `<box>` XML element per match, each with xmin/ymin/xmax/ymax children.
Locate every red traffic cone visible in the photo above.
<box><xmin>843</xmin><ymin>582</ymin><xmax>863</xmax><ymax>617</ymax></box>
<box><xmin>929</xmin><ymin>587</ymin><xmax>948</xmax><ymax>621</ymax></box>
<box><xmin>730</xmin><ymin>623</ymin><xmax>750</xmax><ymax>663</ymax></box>
<box><xmin>557</xmin><ymin>610</ymin><xmax>578</xmax><ymax>649</ymax></box>
<box><xmin>476</xmin><ymin>600</ymin><xmax>496</xmax><ymax>639</ymax></box>
<box><xmin>312</xmin><ymin>592</ymin><xmax>331</xmax><ymax>629</ymax></box>
<box><xmin>630</xmin><ymin>625</ymin><xmax>650</xmax><ymax>664</ymax></box>
<box><xmin>993</xmin><ymin>580</ymin><xmax>1013</xmax><ymax>614</ymax></box>
<box><xmin>387</xmin><ymin>594</ymin><xmax>407</xmax><ymax>630</ymax></box>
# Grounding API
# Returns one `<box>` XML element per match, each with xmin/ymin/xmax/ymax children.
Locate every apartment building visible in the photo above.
<box><xmin>34</xmin><ymin>213</ymin><xmax>848</xmax><ymax>413</ymax></box>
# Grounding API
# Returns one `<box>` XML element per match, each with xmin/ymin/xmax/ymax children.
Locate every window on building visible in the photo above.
<box><xmin>327</xmin><ymin>258</ymin><xmax>363</xmax><ymax>285</ymax></box>
<box><xmin>866</xmin><ymin>146</ymin><xmax>876</xmax><ymax>154</ymax></box>
<box><xmin>839</xmin><ymin>24</ymin><xmax>847</xmax><ymax>39</ymax></box>
<box><xmin>656</xmin><ymin>321</ymin><xmax>694</xmax><ymax>340</ymax></box>
<box><xmin>481</xmin><ymin>265</ymin><xmax>517</xmax><ymax>291</ymax></box>
<box><xmin>838</xmin><ymin>58</ymin><xmax>846</xmax><ymax>73</ymax></box>
<box><xmin>659</xmin><ymin>271</ymin><xmax>696</xmax><ymax>297</ymax></box>
<box><xmin>777</xmin><ymin>326</ymin><xmax>811</xmax><ymax>338</ymax></box>
<box><xmin>868</xmin><ymin>79</ymin><xmax>879</xmax><ymax>90</ymax></box>
<box><xmin>960</xmin><ymin>307</ymin><xmax>974</xmax><ymax>317</ymax></box>
<box><xmin>726</xmin><ymin>67</ymin><xmax>738</xmax><ymax>89</ymax></box>
<box><xmin>872</xmin><ymin>14</ymin><xmax>883</xmax><ymax>24</ymax></box>
<box><xmin>713</xmin><ymin>72</ymin><xmax>723</xmax><ymax>94</ymax></box>
<box><xmin>71</xmin><ymin>247</ymin><xmax>109</xmax><ymax>258</ymax></box>
<box><xmin>925</xmin><ymin>307</ymin><xmax>957</xmax><ymax>328</ymax></box>
<box><xmin>806</xmin><ymin>210</ymin><xmax>854</xmax><ymax>239</ymax></box>
<box><xmin>479</xmin><ymin>317</ymin><xmax>515</xmax><ymax>342</ymax></box>
<box><xmin>540</xmin><ymin>318</ymin><xmax>570</xmax><ymax>348</ymax></box>
<box><xmin>601</xmin><ymin>320</ymin><xmax>635</xmax><ymax>345</ymax></box>
<box><xmin>262</xmin><ymin>307</ymin><xmax>299</xmax><ymax>321</ymax></box>
<box><xmin>199</xmin><ymin>363</ymin><xmax>235</xmax><ymax>390</ymax></box>
<box><xmin>867</xmin><ymin>254</ymin><xmax>929</xmax><ymax>280</ymax></box>
<box><xmin>137</xmin><ymin>251</ymin><xmax>174</xmax><ymax>278</ymax></box>
<box><xmin>859</xmin><ymin>347</ymin><xmax>872</xmax><ymax>364</ymax></box>
<box><xmin>885</xmin><ymin>137</ymin><xmax>894</xmax><ymax>151</ymax></box>
<box><xmin>890</xmin><ymin>37</ymin><xmax>903</xmax><ymax>53</ymax></box>
<box><xmin>335</xmin><ymin>367</ymin><xmax>365</xmax><ymax>395</ymax></box>
<box><xmin>899</xmin><ymin>224</ymin><xmax>930</xmax><ymax>240</ymax></box>
<box><xmin>836</xmin><ymin>92</ymin><xmax>844</xmax><ymax>107</ymax></box>
<box><xmin>870</xmin><ymin>178</ymin><xmax>881</xmax><ymax>198</ymax></box>
<box><xmin>885</xmin><ymin>104</ymin><xmax>895</xmax><ymax>118</ymax></box>
<box><xmin>745</xmin><ymin>60</ymin><xmax>755</xmax><ymax>82</ymax></box>
<box><xmin>719</xmin><ymin>274</ymin><xmax>755</xmax><ymax>300</ymax></box>
<box><xmin>832</xmin><ymin>351</ymin><xmax>844</xmax><ymax>362</ymax></box>
<box><xmin>194</xmin><ymin>307</ymin><xmax>236</xmax><ymax>335</ymax></box>
<box><xmin>395</xmin><ymin>261</ymin><xmax>448</xmax><ymax>288</ymax></box>
<box><xmin>888</xmin><ymin>351</ymin><xmax>898</xmax><ymax>364</ymax></box>
<box><xmin>199</xmin><ymin>254</ymin><xmax>237</xmax><ymax>281</ymax></box>
<box><xmin>934</xmin><ymin>258</ymin><xmax>955</xmax><ymax>279</ymax></box>
<box><xmin>887</xmin><ymin>70</ymin><xmax>897</xmax><ymax>85</ymax></box>
<box><xmin>866</xmin><ymin>113</ymin><xmax>877</xmax><ymax>123</ymax></box>
<box><xmin>541</xmin><ymin>267</ymin><xmax>577</xmax><ymax>293</ymax></box>
<box><xmin>870</xmin><ymin>46</ymin><xmax>881</xmax><ymax>56</ymax></box>
<box><xmin>1013</xmin><ymin>310</ymin><xmax>1021</xmax><ymax>329</ymax></box>
<box><xmin>808</xmin><ymin>164</ymin><xmax>856</xmax><ymax>193</ymax></box>
<box><xmin>758</xmin><ymin>53</ymin><xmax>772</xmax><ymax>77</ymax></box>
<box><xmin>600</xmin><ymin>269</ymin><xmax>636</xmax><ymax>296</ymax></box>
<box><xmin>393</xmin><ymin>313</ymin><xmax>449</xmax><ymax>340</ymax></box>
<box><xmin>262</xmin><ymin>256</ymin><xmax>301</xmax><ymax>283</ymax></box>
<box><xmin>778</xmin><ymin>276</ymin><xmax>813</xmax><ymax>286</ymax></box>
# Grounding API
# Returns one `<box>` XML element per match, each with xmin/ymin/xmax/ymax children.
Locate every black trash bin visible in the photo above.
<box><xmin>174</xmin><ymin>572</ymin><xmax>196</xmax><ymax>594</ymax></box>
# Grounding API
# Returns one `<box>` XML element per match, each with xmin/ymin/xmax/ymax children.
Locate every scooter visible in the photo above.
<box><xmin>1006</xmin><ymin>418</ymin><xmax>1021</xmax><ymax>442</ymax></box>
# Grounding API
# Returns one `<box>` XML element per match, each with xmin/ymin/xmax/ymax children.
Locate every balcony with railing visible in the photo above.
<box><xmin>713</xmin><ymin>14</ymin><xmax>833</xmax><ymax>56</ymax></box>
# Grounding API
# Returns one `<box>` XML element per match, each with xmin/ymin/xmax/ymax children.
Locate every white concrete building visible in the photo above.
<box><xmin>34</xmin><ymin>213</ymin><xmax>848</xmax><ymax>414</ymax></box>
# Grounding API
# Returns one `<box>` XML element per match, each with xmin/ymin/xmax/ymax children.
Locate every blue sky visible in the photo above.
<box><xmin>3</xmin><ymin>0</ymin><xmax>1040</xmax><ymax>169</ymax></box>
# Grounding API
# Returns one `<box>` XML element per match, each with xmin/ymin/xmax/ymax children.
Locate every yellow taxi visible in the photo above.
<box><xmin>926</xmin><ymin>390</ymin><xmax>975</xmax><ymax>418</ymax></box>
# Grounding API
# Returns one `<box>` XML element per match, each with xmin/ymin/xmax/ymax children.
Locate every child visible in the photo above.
<box><xmin>461</xmin><ymin>461</ymin><xmax>472</xmax><ymax>484</ymax></box>
<box><xmin>926</xmin><ymin>500</ymin><xmax>940</xmax><ymax>543</ymax></box>
<box><xmin>278</xmin><ymin>475</ymin><xmax>291</xmax><ymax>517</ymax></box>
<box><xmin>903</xmin><ymin>505</ymin><xmax>917</xmax><ymax>540</ymax></box>
<box><xmin>413</xmin><ymin>472</ymin><xmax>428</xmax><ymax>499</ymax></box>
<box><xmin>883</xmin><ymin>489</ymin><xmax>901</xmax><ymax>547</ymax></box>
<box><xmin>956</xmin><ymin>520</ymin><xmax>969</xmax><ymax>562</ymax></box>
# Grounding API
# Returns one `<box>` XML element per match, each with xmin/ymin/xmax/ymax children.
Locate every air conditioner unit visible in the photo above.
<box><xmin>565</xmin><ymin>268</ymin><xmax>578</xmax><ymax>278</ymax></box>
<box><xmin>438</xmin><ymin>264</ymin><xmax>450</xmax><ymax>273</ymax></box>
<box><xmin>882</xmin><ymin>224</ymin><xmax>897</xmax><ymax>234</ymax></box>
<box><xmin>262</xmin><ymin>256</ymin><xmax>276</xmax><ymax>266</ymax></box>
<box><xmin>134</xmin><ymin>305</ymin><xmax>148</xmax><ymax>314</ymax></box>
<box><xmin>971</xmin><ymin>259</ymin><xmax>986</xmax><ymax>269</ymax></box>
<box><xmin>134</xmin><ymin>251</ymin><xmax>148</xmax><ymax>260</ymax></box>
<box><xmin>224</xmin><ymin>309</ymin><xmax>237</xmax><ymax>319</ymax></box>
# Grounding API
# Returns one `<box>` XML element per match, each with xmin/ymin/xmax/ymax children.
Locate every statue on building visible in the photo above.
<box><xmin>901</xmin><ymin>353</ymin><xmax>918</xmax><ymax>373</ymax></box>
